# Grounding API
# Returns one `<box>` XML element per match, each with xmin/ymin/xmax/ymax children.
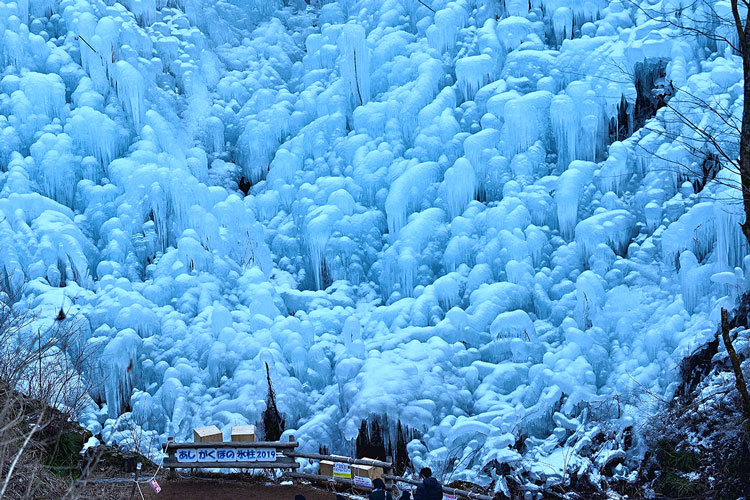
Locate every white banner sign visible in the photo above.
<box><xmin>333</xmin><ymin>462</ymin><xmax>351</xmax><ymax>478</ymax></box>
<box><xmin>175</xmin><ymin>447</ymin><xmax>277</xmax><ymax>463</ymax></box>
<box><xmin>353</xmin><ymin>475</ymin><xmax>373</xmax><ymax>488</ymax></box>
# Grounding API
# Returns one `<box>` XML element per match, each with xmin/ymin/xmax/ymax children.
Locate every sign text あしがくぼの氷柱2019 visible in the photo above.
<box><xmin>175</xmin><ymin>447</ymin><xmax>278</xmax><ymax>463</ymax></box>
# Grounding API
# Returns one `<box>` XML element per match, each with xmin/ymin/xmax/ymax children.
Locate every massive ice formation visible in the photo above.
<box><xmin>0</xmin><ymin>0</ymin><xmax>746</xmax><ymax>492</ymax></box>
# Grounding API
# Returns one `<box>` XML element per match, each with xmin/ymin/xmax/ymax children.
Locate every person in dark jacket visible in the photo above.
<box><xmin>369</xmin><ymin>478</ymin><xmax>394</xmax><ymax>500</ymax></box>
<box><xmin>413</xmin><ymin>467</ymin><xmax>442</xmax><ymax>500</ymax></box>
<box><xmin>398</xmin><ymin>489</ymin><xmax>411</xmax><ymax>500</ymax></box>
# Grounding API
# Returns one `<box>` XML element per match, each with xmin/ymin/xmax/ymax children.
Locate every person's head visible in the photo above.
<box><xmin>372</xmin><ymin>477</ymin><xmax>386</xmax><ymax>490</ymax></box>
<box><xmin>295</xmin><ymin>495</ymin><xmax>307</xmax><ymax>500</ymax></box>
<box><xmin>419</xmin><ymin>467</ymin><xmax>432</xmax><ymax>479</ymax></box>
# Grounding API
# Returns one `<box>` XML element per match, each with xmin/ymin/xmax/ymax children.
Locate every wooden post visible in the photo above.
<box><xmin>166</xmin><ymin>437</ymin><xmax>176</xmax><ymax>480</ymax></box>
<box><xmin>288</xmin><ymin>434</ymin><xmax>295</xmax><ymax>475</ymax></box>
<box><xmin>274</xmin><ymin>435</ymin><xmax>294</xmax><ymax>484</ymax></box>
<box><xmin>384</xmin><ymin>456</ymin><xmax>393</xmax><ymax>491</ymax></box>
<box><xmin>128</xmin><ymin>462</ymin><xmax>141</xmax><ymax>500</ymax></box>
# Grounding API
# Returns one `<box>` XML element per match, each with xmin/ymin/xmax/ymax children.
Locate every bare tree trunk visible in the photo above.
<box><xmin>720</xmin><ymin>308</ymin><xmax>750</xmax><ymax>440</ymax></box>
<box><xmin>732</xmin><ymin>2</ymin><xmax>750</xmax><ymax>244</ymax></box>
<box><xmin>740</xmin><ymin>52</ymin><xmax>750</xmax><ymax>243</ymax></box>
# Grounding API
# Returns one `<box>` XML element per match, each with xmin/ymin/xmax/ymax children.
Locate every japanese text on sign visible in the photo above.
<box><xmin>333</xmin><ymin>462</ymin><xmax>351</xmax><ymax>478</ymax></box>
<box><xmin>175</xmin><ymin>447</ymin><xmax>277</xmax><ymax>463</ymax></box>
<box><xmin>353</xmin><ymin>475</ymin><xmax>373</xmax><ymax>488</ymax></box>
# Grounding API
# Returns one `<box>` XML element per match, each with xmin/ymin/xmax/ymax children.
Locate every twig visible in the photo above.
<box><xmin>74</xmin><ymin>35</ymin><xmax>97</xmax><ymax>53</ymax></box>
<box><xmin>415</xmin><ymin>0</ymin><xmax>436</xmax><ymax>13</ymax></box>
<box><xmin>0</xmin><ymin>410</ymin><xmax>43</xmax><ymax>499</ymax></box>
<box><xmin>353</xmin><ymin>50</ymin><xmax>364</xmax><ymax>106</ymax></box>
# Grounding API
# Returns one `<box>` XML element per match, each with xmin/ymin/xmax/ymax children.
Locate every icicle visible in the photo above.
<box><xmin>418</xmin><ymin>86</ymin><xmax>457</xmax><ymax>130</ymax></box>
<box><xmin>122</xmin><ymin>0</ymin><xmax>158</xmax><ymax>25</ymax></box>
<box><xmin>19</xmin><ymin>72</ymin><xmax>66</xmax><ymax>119</ymax></box>
<box><xmin>575</xmin><ymin>209</ymin><xmax>636</xmax><ymax>262</ymax></box>
<box><xmin>237</xmin><ymin>120</ymin><xmax>280</xmax><ymax>184</ymax></box>
<box><xmin>17</xmin><ymin>0</ymin><xmax>29</xmax><ymax>26</ymax></box>
<box><xmin>205</xmin><ymin>116</ymin><xmax>225</xmax><ymax>154</ymax></box>
<box><xmin>385</xmin><ymin>161</ymin><xmax>439</xmax><ymax>235</ymax></box>
<box><xmin>433</xmin><ymin>273</ymin><xmax>461</xmax><ymax>309</ymax></box>
<box><xmin>207</xmin><ymin>342</ymin><xmax>227</xmax><ymax>385</ymax></box>
<box><xmin>556</xmin><ymin>161</ymin><xmax>597</xmax><ymax>239</ymax></box>
<box><xmin>490</xmin><ymin>309</ymin><xmax>536</xmax><ymax>340</ymax></box>
<box><xmin>440</xmin><ymin>158</ymin><xmax>476</xmax><ymax>219</ymax></box>
<box><xmin>65</xmin><ymin>107</ymin><xmax>122</xmax><ymax>167</ymax></box>
<box><xmin>506</xmin><ymin>0</ymin><xmax>528</xmax><ymax>17</ymax></box>
<box><xmin>574</xmin><ymin>271</ymin><xmax>605</xmax><ymax>329</ymax></box>
<box><xmin>550</xmin><ymin>94</ymin><xmax>577</xmax><ymax>169</ymax></box>
<box><xmin>661</xmin><ymin>202</ymin><xmax>716</xmax><ymax>268</ymax></box>
<box><xmin>381</xmin><ymin>208</ymin><xmax>445</xmax><ymax>297</ymax></box>
<box><xmin>713</xmin><ymin>1</ymin><xmax>743</xmax><ymax>53</ymax></box>
<box><xmin>427</xmin><ymin>3</ymin><xmax>468</xmax><ymax>53</ymax></box>
<box><xmin>579</xmin><ymin>113</ymin><xmax>599</xmax><ymax>161</ymax></box>
<box><xmin>342</xmin><ymin>316</ymin><xmax>362</xmax><ymax>353</ymax></box>
<box><xmin>29</xmin><ymin>0</ymin><xmax>55</xmax><ymax>17</ymax></box>
<box><xmin>443</xmin><ymin>235</ymin><xmax>475</xmax><ymax>272</ymax></box>
<box><xmin>552</xmin><ymin>7</ymin><xmax>573</xmax><ymax>45</ymax></box>
<box><xmin>497</xmin><ymin>16</ymin><xmax>533</xmax><ymax>52</ymax></box>
<box><xmin>464</xmin><ymin>129</ymin><xmax>501</xmax><ymax>169</ymax></box>
<box><xmin>714</xmin><ymin>183</ymin><xmax>746</xmax><ymax>269</ymax></box>
<box><xmin>503</xmin><ymin>91</ymin><xmax>553</xmax><ymax>155</ymax></box>
<box><xmin>306</xmin><ymin>206</ymin><xmax>338</xmax><ymax>289</ymax></box>
<box><xmin>338</xmin><ymin>23</ymin><xmax>370</xmax><ymax>107</ymax></box>
<box><xmin>679</xmin><ymin>251</ymin><xmax>704</xmax><ymax>314</ymax></box>
<box><xmin>599</xmin><ymin>142</ymin><xmax>629</xmax><ymax>194</ymax></box>
<box><xmin>102</xmin><ymin>329</ymin><xmax>142</xmax><ymax>418</ymax></box>
<box><xmin>113</xmin><ymin>61</ymin><xmax>146</xmax><ymax>129</ymax></box>
<box><xmin>456</xmin><ymin>54</ymin><xmax>494</xmax><ymax>100</ymax></box>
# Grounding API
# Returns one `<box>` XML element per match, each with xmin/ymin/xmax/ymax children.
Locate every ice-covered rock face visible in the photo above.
<box><xmin>0</xmin><ymin>0</ymin><xmax>747</xmax><ymax>490</ymax></box>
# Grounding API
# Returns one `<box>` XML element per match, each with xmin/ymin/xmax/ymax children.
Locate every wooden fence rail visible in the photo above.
<box><xmin>161</xmin><ymin>435</ymin><xmax>299</xmax><ymax>473</ymax></box>
<box><xmin>164</xmin><ymin>440</ymin><xmax>299</xmax><ymax>450</ymax></box>
<box><xmin>284</xmin><ymin>451</ymin><xmax>391</xmax><ymax>468</ymax></box>
<box><xmin>284</xmin><ymin>471</ymin><xmax>360</xmax><ymax>487</ymax></box>
<box><xmin>284</xmin><ymin>450</ymin><xmax>493</xmax><ymax>500</ymax></box>
<box><xmin>159</xmin><ymin>435</ymin><xmax>493</xmax><ymax>499</ymax></box>
<box><xmin>382</xmin><ymin>473</ymin><xmax>493</xmax><ymax>500</ymax></box>
<box><xmin>284</xmin><ymin>450</ymin><xmax>394</xmax><ymax>490</ymax></box>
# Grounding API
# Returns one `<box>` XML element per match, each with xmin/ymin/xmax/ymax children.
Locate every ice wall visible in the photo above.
<box><xmin>0</xmin><ymin>0</ymin><xmax>746</xmax><ymax>492</ymax></box>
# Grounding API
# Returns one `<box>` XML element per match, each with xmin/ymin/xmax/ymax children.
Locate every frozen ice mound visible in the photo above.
<box><xmin>0</xmin><ymin>0</ymin><xmax>747</xmax><ymax>490</ymax></box>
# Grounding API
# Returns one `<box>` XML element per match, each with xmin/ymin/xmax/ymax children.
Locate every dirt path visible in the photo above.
<box><xmin>137</xmin><ymin>480</ymin><xmax>340</xmax><ymax>500</ymax></box>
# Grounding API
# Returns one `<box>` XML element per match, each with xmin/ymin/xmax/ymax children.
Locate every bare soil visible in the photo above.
<box><xmin>78</xmin><ymin>477</ymin><xmax>344</xmax><ymax>500</ymax></box>
<box><xmin>139</xmin><ymin>480</ymin><xmax>338</xmax><ymax>500</ymax></box>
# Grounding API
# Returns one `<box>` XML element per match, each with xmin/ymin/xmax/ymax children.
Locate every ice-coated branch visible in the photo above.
<box><xmin>625</xmin><ymin>0</ymin><xmax>743</xmax><ymax>53</ymax></box>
